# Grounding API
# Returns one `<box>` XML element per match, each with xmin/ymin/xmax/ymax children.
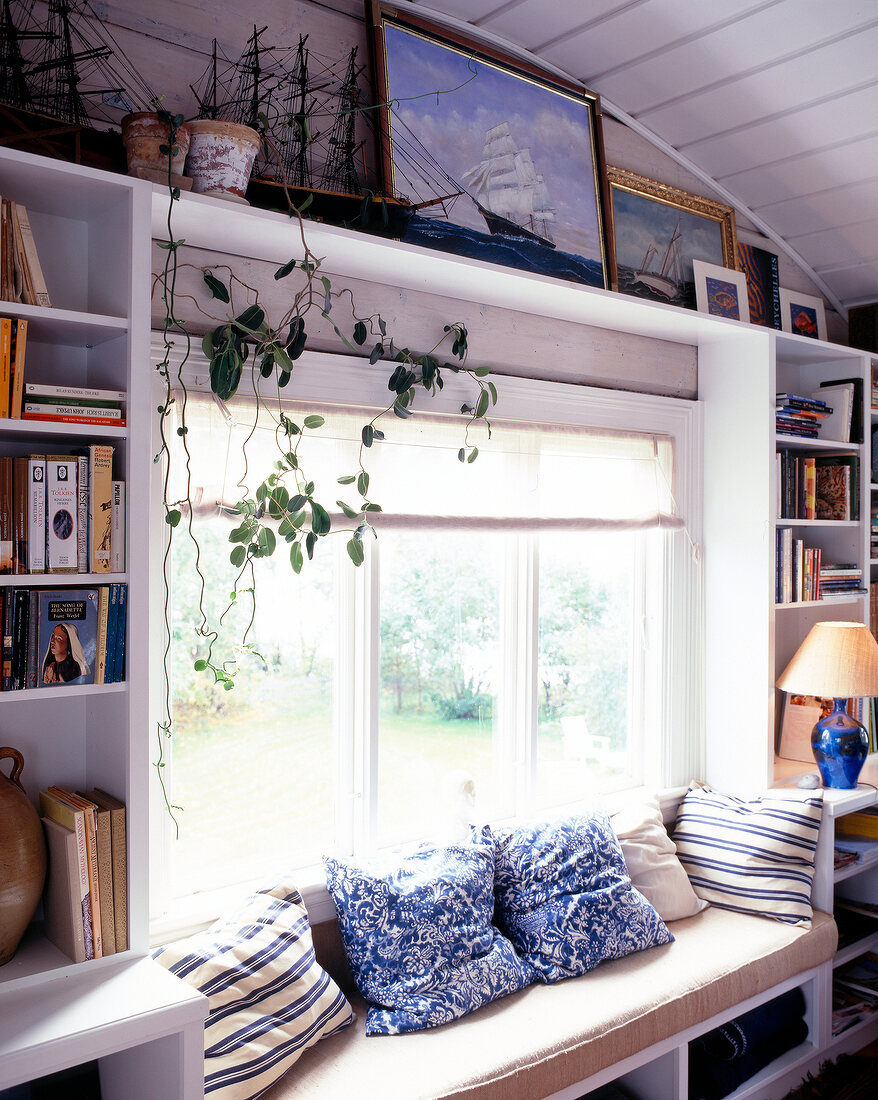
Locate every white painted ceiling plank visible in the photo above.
<box><xmin>637</xmin><ymin>25</ymin><xmax>878</xmax><ymax>145</ymax></box>
<box><xmin>760</xmin><ymin>176</ymin><xmax>878</xmax><ymax>238</ymax></box>
<box><xmin>789</xmin><ymin>219</ymin><xmax>878</xmax><ymax>270</ymax></box>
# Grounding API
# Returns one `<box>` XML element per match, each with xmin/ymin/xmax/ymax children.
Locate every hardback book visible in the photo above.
<box><xmin>836</xmin><ymin>809</ymin><xmax>878</xmax><ymax>840</ymax></box>
<box><xmin>23</xmin><ymin>402</ymin><xmax>125</xmax><ymax>426</ymax></box>
<box><xmin>11</xmin><ymin>454</ymin><xmax>27</xmax><ymax>573</ymax></box>
<box><xmin>0</xmin><ymin>454</ymin><xmax>11</xmax><ymax>573</ymax></box>
<box><xmin>25</xmin><ymin>588</ymin><xmax>38</xmax><ymax>689</ymax></box>
<box><xmin>77</xmin><ymin>788</ymin><xmax>115</xmax><ymax>955</ymax></box>
<box><xmin>9</xmin><ymin>318</ymin><xmax>27</xmax><ymax>418</ymax></box>
<box><xmin>46</xmin><ymin>787</ymin><xmax>103</xmax><ymax>958</ymax></box>
<box><xmin>820</xmin><ymin>377</ymin><xmax>864</xmax><ymax>444</ymax></box>
<box><xmin>815</xmin><ymin>453</ymin><xmax>859</xmax><ymax>521</ymax></box>
<box><xmin>737</xmin><ymin>243</ymin><xmax>781</xmax><ymax>328</ymax></box>
<box><xmin>111</xmin><ymin>480</ymin><xmax>125</xmax><ymax>572</ymax></box>
<box><xmin>39</xmin><ymin>790</ymin><xmax>94</xmax><ymax>960</ymax></box>
<box><xmin>41</xmin><ymin>815</ymin><xmax>88</xmax><ymax>963</ymax></box>
<box><xmin>815</xmin><ymin>383</ymin><xmax>854</xmax><ymax>443</ymax></box>
<box><xmin>11</xmin><ymin>586</ymin><xmax>28</xmax><ymax>689</ymax></box>
<box><xmin>0</xmin><ymin>587</ymin><xmax>12</xmax><ymax>690</ymax></box>
<box><xmin>46</xmin><ymin>455</ymin><xmax>78</xmax><ymax>572</ymax></box>
<box><xmin>26</xmin><ymin>454</ymin><xmax>46</xmax><ymax>573</ymax></box>
<box><xmin>88</xmin><ymin>444</ymin><xmax>113</xmax><ymax>573</ymax></box>
<box><xmin>12</xmin><ymin>202</ymin><xmax>51</xmax><ymax>307</ymax></box>
<box><xmin>84</xmin><ymin>787</ymin><xmax>127</xmax><ymax>952</ymax></box>
<box><xmin>37</xmin><ymin>588</ymin><xmax>99</xmax><ymax>687</ymax></box>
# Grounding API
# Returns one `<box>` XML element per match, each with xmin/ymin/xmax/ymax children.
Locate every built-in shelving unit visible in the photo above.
<box><xmin>0</xmin><ymin>147</ymin><xmax>205</xmax><ymax>1097</ymax></box>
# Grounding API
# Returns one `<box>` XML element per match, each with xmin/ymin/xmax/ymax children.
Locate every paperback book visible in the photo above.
<box><xmin>37</xmin><ymin>588</ymin><xmax>99</xmax><ymax>687</ymax></box>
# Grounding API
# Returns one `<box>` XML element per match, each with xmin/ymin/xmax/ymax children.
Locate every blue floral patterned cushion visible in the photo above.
<box><xmin>493</xmin><ymin>811</ymin><xmax>674</xmax><ymax>983</ymax></box>
<box><xmin>323</xmin><ymin>827</ymin><xmax>534</xmax><ymax>1035</ymax></box>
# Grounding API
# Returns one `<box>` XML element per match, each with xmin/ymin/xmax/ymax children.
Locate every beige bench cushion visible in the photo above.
<box><xmin>261</xmin><ymin>906</ymin><xmax>837</xmax><ymax>1100</ymax></box>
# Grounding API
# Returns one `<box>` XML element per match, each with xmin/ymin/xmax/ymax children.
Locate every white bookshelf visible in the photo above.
<box><xmin>0</xmin><ymin>147</ymin><xmax>206</xmax><ymax>1097</ymax></box>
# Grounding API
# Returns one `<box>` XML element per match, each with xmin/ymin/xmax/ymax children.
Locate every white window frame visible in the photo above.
<box><xmin>148</xmin><ymin>339</ymin><xmax>703</xmax><ymax>937</ymax></box>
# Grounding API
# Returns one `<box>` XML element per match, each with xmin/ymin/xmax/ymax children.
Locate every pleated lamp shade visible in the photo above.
<box><xmin>776</xmin><ymin>621</ymin><xmax>878</xmax><ymax>697</ymax></box>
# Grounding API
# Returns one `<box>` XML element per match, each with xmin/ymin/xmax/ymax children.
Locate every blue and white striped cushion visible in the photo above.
<box><xmin>153</xmin><ymin>881</ymin><xmax>353</xmax><ymax>1099</ymax></box>
<box><xmin>673</xmin><ymin>784</ymin><xmax>824</xmax><ymax>926</ymax></box>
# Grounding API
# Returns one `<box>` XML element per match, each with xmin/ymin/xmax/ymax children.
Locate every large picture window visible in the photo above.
<box><xmin>150</xmin><ymin>350</ymin><xmax>700</xmax><ymax>930</ymax></box>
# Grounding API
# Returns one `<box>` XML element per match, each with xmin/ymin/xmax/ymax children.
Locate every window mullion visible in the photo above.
<box><xmin>515</xmin><ymin>534</ymin><xmax>539</xmax><ymax>815</ymax></box>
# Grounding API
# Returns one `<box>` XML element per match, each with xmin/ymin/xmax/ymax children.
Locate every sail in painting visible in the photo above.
<box><xmin>633</xmin><ymin>217</ymin><xmax>683</xmax><ymax>299</ymax></box>
<box><xmin>461</xmin><ymin>122</ymin><xmax>556</xmax><ymax>247</ymax></box>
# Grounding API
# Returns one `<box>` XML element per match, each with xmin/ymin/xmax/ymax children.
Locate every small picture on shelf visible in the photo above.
<box><xmin>779</xmin><ymin>287</ymin><xmax>827</xmax><ymax>341</ymax></box>
<box><xmin>693</xmin><ymin>259</ymin><xmax>750</xmax><ymax>320</ymax></box>
<box><xmin>777</xmin><ymin>693</ymin><xmax>832</xmax><ymax>761</ymax></box>
<box><xmin>37</xmin><ymin>588</ymin><xmax>99</xmax><ymax>686</ymax></box>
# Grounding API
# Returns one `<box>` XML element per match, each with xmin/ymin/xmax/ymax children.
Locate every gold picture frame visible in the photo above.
<box><xmin>607</xmin><ymin>166</ymin><xmax>738</xmax><ymax>308</ymax></box>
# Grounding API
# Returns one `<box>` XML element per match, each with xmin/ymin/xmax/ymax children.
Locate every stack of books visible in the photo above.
<box><xmin>776</xmin><ymin>392</ymin><xmax>831</xmax><ymax>438</ymax></box>
<box><xmin>21</xmin><ymin>382</ymin><xmax>126</xmax><ymax>427</ymax></box>
<box><xmin>39</xmin><ymin>786</ymin><xmax>127</xmax><ymax>963</ymax></box>
<box><xmin>0</xmin><ymin>199</ymin><xmax>51</xmax><ymax>308</ymax></box>
<box><xmin>0</xmin><ymin>583</ymin><xmax>127</xmax><ymax>691</ymax></box>
<box><xmin>0</xmin><ymin>445</ymin><xmax>124</xmax><ymax>575</ymax></box>
<box><xmin>818</xmin><ymin>563</ymin><xmax>864</xmax><ymax>598</ymax></box>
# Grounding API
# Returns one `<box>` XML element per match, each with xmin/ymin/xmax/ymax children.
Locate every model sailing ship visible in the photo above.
<box><xmin>0</xmin><ymin>0</ymin><xmax>155</xmax><ymax>168</ymax></box>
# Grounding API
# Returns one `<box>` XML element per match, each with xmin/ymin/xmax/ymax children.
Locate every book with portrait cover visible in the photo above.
<box><xmin>37</xmin><ymin>588</ymin><xmax>99</xmax><ymax>687</ymax></box>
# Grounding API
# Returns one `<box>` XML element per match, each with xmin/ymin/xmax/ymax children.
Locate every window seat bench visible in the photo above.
<box><xmin>261</xmin><ymin>905</ymin><xmax>837</xmax><ymax>1100</ymax></box>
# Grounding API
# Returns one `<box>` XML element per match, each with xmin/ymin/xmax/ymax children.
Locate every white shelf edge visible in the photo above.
<box><xmin>833</xmin><ymin>928</ymin><xmax>878</xmax><ymax>967</ymax></box>
<box><xmin>0</xmin><ymin>418</ymin><xmax>127</xmax><ymax>439</ymax></box>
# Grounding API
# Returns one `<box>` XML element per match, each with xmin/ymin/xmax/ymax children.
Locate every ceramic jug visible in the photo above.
<box><xmin>0</xmin><ymin>746</ymin><xmax>47</xmax><ymax>965</ymax></box>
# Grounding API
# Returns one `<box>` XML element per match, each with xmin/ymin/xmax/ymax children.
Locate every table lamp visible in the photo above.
<box><xmin>776</xmin><ymin>621</ymin><xmax>878</xmax><ymax>789</ymax></box>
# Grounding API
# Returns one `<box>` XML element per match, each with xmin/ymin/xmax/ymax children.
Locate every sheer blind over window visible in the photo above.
<box><xmin>172</xmin><ymin>392</ymin><xmax>681</xmax><ymax>531</ymax></box>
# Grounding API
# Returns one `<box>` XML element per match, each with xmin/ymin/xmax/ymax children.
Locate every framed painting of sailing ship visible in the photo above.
<box><xmin>367</xmin><ymin>2</ymin><xmax>615</xmax><ymax>289</ymax></box>
<box><xmin>607</xmin><ymin>167</ymin><xmax>737</xmax><ymax>309</ymax></box>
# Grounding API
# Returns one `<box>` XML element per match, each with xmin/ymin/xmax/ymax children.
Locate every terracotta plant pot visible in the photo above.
<box><xmin>0</xmin><ymin>747</ymin><xmax>46</xmax><ymax>966</ymax></box>
<box><xmin>121</xmin><ymin>112</ymin><xmax>191</xmax><ymax>182</ymax></box>
<box><xmin>185</xmin><ymin>119</ymin><xmax>261</xmax><ymax>204</ymax></box>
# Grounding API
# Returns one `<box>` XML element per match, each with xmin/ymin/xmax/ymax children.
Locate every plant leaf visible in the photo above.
<box><xmin>347</xmin><ymin>537</ymin><xmax>365</xmax><ymax>566</ymax></box>
<box><xmin>203</xmin><ymin>270</ymin><xmax>230</xmax><ymax>302</ymax></box>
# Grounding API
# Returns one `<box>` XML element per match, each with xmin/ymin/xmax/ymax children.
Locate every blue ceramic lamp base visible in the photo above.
<box><xmin>811</xmin><ymin>697</ymin><xmax>870</xmax><ymax>789</ymax></box>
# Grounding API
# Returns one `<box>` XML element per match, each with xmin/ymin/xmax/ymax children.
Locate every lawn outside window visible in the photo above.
<box><xmin>148</xmin><ymin>345</ymin><xmax>702</xmax><ymax>937</ymax></box>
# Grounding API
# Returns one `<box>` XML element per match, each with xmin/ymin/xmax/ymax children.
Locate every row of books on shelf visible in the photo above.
<box><xmin>0</xmin><ymin>583</ymin><xmax>127</xmax><ymax>691</ymax></box>
<box><xmin>40</xmin><ymin>785</ymin><xmax>126</xmax><ymax>964</ymax></box>
<box><xmin>774</xmin><ymin>530</ymin><xmax>863</xmax><ymax>604</ymax></box>
<box><xmin>776</xmin><ymin>380</ymin><xmax>863</xmax><ymax>443</ymax></box>
<box><xmin>0</xmin><ymin>445</ymin><xmax>124</xmax><ymax>574</ymax></box>
<box><xmin>776</xmin><ymin>450</ymin><xmax>859</xmax><ymax>521</ymax></box>
<box><xmin>0</xmin><ymin>199</ymin><xmax>51</xmax><ymax>310</ymax></box>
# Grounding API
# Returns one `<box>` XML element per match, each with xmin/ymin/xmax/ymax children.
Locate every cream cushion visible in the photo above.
<box><xmin>610</xmin><ymin>795</ymin><xmax>707</xmax><ymax>921</ymax></box>
<box><xmin>260</xmin><ymin>906</ymin><xmax>837</xmax><ymax>1100</ymax></box>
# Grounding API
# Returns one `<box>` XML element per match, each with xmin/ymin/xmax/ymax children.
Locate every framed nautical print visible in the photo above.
<box><xmin>779</xmin><ymin>288</ymin><xmax>827</xmax><ymax>341</ymax></box>
<box><xmin>607</xmin><ymin>167</ymin><xmax>738</xmax><ymax>309</ymax></box>
<box><xmin>693</xmin><ymin>259</ymin><xmax>750</xmax><ymax>321</ymax></box>
<box><xmin>367</xmin><ymin>1</ymin><xmax>615</xmax><ymax>289</ymax></box>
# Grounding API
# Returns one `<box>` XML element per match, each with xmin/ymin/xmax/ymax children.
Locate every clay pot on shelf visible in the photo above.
<box><xmin>0</xmin><ymin>746</ymin><xmax>47</xmax><ymax>966</ymax></box>
<box><xmin>121</xmin><ymin>112</ymin><xmax>191</xmax><ymax>187</ymax></box>
<box><xmin>185</xmin><ymin>119</ymin><xmax>261</xmax><ymax>204</ymax></box>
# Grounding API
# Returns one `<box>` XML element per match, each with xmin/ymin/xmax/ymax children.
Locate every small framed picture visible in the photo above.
<box><xmin>693</xmin><ymin>259</ymin><xmax>750</xmax><ymax>321</ymax></box>
<box><xmin>779</xmin><ymin>288</ymin><xmax>827</xmax><ymax>341</ymax></box>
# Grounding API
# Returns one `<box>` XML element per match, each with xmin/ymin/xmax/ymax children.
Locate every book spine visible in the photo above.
<box><xmin>11</xmin><ymin>587</ymin><xmax>28</xmax><ymax>689</ymax></box>
<box><xmin>39</xmin><ymin>794</ymin><xmax>94</xmax><ymax>960</ymax></box>
<box><xmin>89</xmin><ymin>445</ymin><xmax>113</xmax><ymax>573</ymax></box>
<box><xmin>23</xmin><ymin>402</ymin><xmax>123</xmax><ymax>419</ymax></box>
<box><xmin>22</xmin><ymin>411</ymin><xmax>127</xmax><ymax>427</ymax></box>
<box><xmin>46</xmin><ymin>456</ymin><xmax>78</xmax><ymax>572</ymax></box>
<box><xmin>25</xmin><ymin>394</ymin><xmax>123</xmax><ymax>410</ymax></box>
<box><xmin>111</xmin><ymin>480</ymin><xmax>125</xmax><ymax>573</ymax></box>
<box><xmin>95</xmin><ymin>585</ymin><xmax>109</xmax><ymax>685</ymax></box>
<box><xmin>25</xmin><ymin>382</ymin><xmax>126</xmax><ymax>402</ymax></box>
<box><xmin>14</xmin><ymin>203</ymin><xmax>51</xmax><ymax>308</ymax></box>
<box><xmin>0</xmin><ymin>588</ymin><xmax>12</xmax><ymax>690</ymax></box>
<box><xmin>26</xmin><ymin>588</ymin><xmax>38</xmax><ymax>689</ymax></box>
<box><xmin>12</xmin><ymin>454</ymin><xmax>27</xmax><ymax>574</ymax></box>
<box><xmin>0</xmin><ymin>316</ymin><xmax>11</xmax><ymax>418</ymax></box>
<box><xmin>27</xmin><ymin>455</ymin><xmax>46</xmax><ymax>573</ymax></box>
<box><xmin>104</xmin><ymin>582</ymin><xmax>119</xmax><ymax>683</ymax></box>
<box><xmin>0</xmin><ymin>454</ymin><xmax>11</xmax><ymax>573</ymax></box>
<box><xmin>114</xmin><ymin>583</ymin><xmax>127</xmax><ymax>682</ymax></box>
<box><xmin>9</xmin><ymin>318</ymin><xmax>27</xmax><ymax>418</ymax></box>
<box><xmin>76</xmin><ymin>453</ymin><xmax>89</xmax><ymax>575</ymax></box>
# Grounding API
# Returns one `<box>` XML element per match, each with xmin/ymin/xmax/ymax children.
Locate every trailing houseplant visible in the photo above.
<box><xmin>151</xmin><ymin>108</ymin><xmax>499</xmax><ymax>822</ymax></box>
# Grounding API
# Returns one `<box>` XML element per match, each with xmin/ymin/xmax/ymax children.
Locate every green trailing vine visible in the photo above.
<box><xmin>150</xmin><ymin>106</ymin><xmax>499</xmax><ymax>827</ymax></box>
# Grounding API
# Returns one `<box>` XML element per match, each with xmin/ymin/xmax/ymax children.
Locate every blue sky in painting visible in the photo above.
<box><xmin>383</xmin><ymin>23</ymin><xmax>603</xmax><ymax>261</ymax></box>
<box><xmin>612</xmin><ymin>189</ymin><xmax>726</xmax><ymax>281</ymax></box>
